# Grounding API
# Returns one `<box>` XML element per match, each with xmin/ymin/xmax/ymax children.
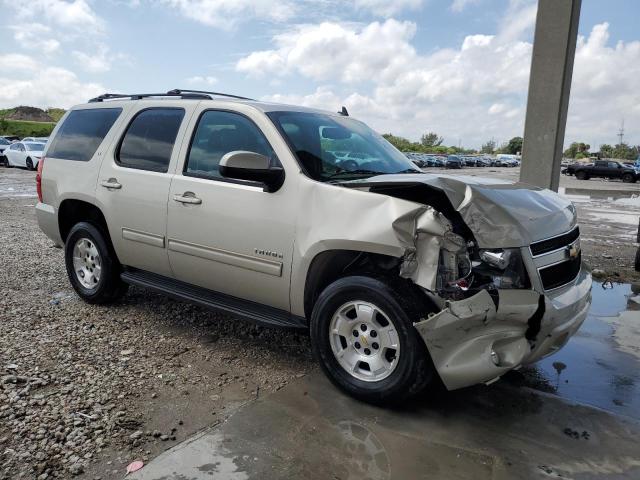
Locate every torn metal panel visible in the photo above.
<box><xmin>290</xmin><ymin>181</ymin><xmax>449</xmax><ymax>316</ymax></box>
<box><xmin>415</xmin><ymin>289</ymin><xmax>541</xmax><ymax>390</ymax></box>
<box><xmin>345</xmin><ymin>173</ymin><xmax>577</xmax><ymax>248</ymax></box>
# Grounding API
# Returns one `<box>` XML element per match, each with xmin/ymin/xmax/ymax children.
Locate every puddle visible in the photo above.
<box><xmin>524</xmin><ymin>282</ymin><xmax>640</xmax><ymax>420</ymax></box>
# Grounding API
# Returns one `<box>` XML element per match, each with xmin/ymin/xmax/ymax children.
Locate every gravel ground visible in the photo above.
<box><xmin>0</xmin><ymin>194</ymin><xmax>313</xmax><ymax>479</ymax></box>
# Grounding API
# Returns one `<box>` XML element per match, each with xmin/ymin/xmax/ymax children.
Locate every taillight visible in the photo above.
<box><xmin>36</xmin><ymin>157</ymin><xmax>45</xmax><ymax>202</ymax></box>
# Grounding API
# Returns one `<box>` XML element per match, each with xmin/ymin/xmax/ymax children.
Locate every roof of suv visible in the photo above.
<box><xmin>80</xmin><ymin>89</ymin><xmax>344</xmax><ymax>117</ymax></box>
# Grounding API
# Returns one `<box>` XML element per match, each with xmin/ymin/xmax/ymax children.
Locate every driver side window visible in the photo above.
<box><xmin>185</xmin><ymin>111</ymin><xmax>274</xmax><ymax>180</ymax></box>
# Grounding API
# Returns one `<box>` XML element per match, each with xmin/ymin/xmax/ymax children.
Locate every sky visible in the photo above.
<box><xmin>0</xmin><ymin>0</ymin><xmax>639</xmax><ymax>150</ymax></box>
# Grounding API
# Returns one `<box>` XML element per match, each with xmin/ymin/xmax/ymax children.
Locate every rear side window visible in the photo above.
<box><xmin>47</xmin><ymin>108</ymin><xmax>122</xmax><ymax>161</ymax></box>
<box><xmin>117</xmin><ymin>108</ymin><xmax>185</xmax><ymax>173</ymax></box>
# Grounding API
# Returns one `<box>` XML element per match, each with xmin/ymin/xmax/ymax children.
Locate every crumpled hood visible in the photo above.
<box><xmin>346</xmin><ymin>173</ymin><xmax>577</xmax><ymax>248</ymax></box>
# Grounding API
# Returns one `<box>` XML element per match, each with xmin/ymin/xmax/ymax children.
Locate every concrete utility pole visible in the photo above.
<box><xmin>520</xmin><ymin>0</ymin><xmax>582</xmax><ymax>191</ymax></box>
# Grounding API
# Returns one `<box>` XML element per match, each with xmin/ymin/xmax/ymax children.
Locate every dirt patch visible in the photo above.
<box><xmin>4</xmin><ymin>106</ymin><xmax>54</xmax><ymax>123</ymax></box>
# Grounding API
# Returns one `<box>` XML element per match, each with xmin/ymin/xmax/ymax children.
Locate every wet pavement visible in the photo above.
<box><xmin>130</xmin><ymin>373</ymin><xmax>640</xmax><ymax>480</ymax></box>
<box><xmin>523</xmin><ymin>282</ymin><xmax>640</xmax><ymax>420</ymax></box>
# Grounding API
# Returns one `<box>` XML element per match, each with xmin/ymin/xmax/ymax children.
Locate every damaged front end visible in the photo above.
<box><xmin>346</xmin><ymin>173</ymin><xmax>592</xmax><ymax>390</ymax></box>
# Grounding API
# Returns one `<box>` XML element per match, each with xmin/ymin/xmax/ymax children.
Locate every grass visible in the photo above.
<box><xmin>0</xmin><ymin>119</ymin><xmax>57</xmax><ymax>138</ymax></box>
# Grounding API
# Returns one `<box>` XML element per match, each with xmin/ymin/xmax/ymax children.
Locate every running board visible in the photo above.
<box><xmin>121</xmin><ymin>269</ymin><xmax>306</xmax><ymax>329</ymax></box>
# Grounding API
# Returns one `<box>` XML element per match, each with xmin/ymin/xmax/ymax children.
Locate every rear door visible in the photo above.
<box><xmin>96</xmin><ymin>102</ymin><xmax>196</xmax><ymax>277</ymax></box>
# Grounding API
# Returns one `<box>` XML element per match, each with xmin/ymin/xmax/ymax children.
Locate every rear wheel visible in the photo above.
<box><xmin>622</xmin><ymin>173</ymin><xmax>636</xmax><ymax>183</ymax></box>
<box><xmin>575</xmin><ymin>170</ymin><xmax>589</xmax><ymax>180</ymax></box>
<box><xmin>64</xmin><ymin>222</ymin><xmax>128</xmax><ymax>304</ymax></box>
<box><xmin>310</xmin><ymin>276</ymin><xmax>435</xmax><ymax>404</ymax></box>
<box><xmin>26</xmin><ymin>158</ymin><xmax>34</xmax><ymax>170</ymax></box>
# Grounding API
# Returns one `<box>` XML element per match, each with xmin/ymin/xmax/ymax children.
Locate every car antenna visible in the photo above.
<box><xmin>338</xmin><ymin>106</ymin><xmax>349</xmax><ymax>116</ymax></box>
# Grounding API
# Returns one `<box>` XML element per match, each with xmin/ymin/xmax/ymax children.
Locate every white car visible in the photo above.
<box><xmin>0</xmin><ymin>137</ymin><xmax>11</xmax><ymax>165</ymax></box>
<box><xmin>22</xmin><ymin>137</ymin><xmax>49</xmax><ymax>143</ymax></box>
<box><xmin>4</xmin><ymin>141</ymin><xmax>45</xmax><ymax>170</ymax></box>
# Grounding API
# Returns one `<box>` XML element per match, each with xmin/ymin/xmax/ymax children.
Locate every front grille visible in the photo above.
<box><xmin>539</xmin><ymin>252</ymin><xmax>581</xmax><ymax>290</ymax></box>
<box><xmin>530</xmin><ymin>227</ymin><xmax>580</xmax><ymax>256</ymax></box>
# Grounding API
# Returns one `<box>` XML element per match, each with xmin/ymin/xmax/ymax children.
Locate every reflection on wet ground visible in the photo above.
<box><xmin>519</xmin><ymin>281</ymin><xmax>640</xmax><ymax>420</ymax></box>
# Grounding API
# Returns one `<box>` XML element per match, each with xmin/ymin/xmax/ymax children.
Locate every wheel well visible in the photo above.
<box><xmin>58</xmin><ymin>199</ymin><xmax>110</xmax><ymax>244</ymax></box>
<box><xmin>303</xmin><ymin>249</ymin><xmax>433</xmax><ymax>319</ymax></box>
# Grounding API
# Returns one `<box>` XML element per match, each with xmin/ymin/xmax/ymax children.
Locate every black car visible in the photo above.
<box><xmin>573</xmin><ymin>160</ymin><xmax>637</xmax><ymax>183</ymax></box>
<box><xmin>445</xmin><ymin>155</ymin><xmax>463</xmax><ymax>169</ymax></box>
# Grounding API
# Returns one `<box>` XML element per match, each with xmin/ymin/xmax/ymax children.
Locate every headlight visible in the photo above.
<box><xmin>475</xmin><ymin>248</ymin><xmax>530</xmax><ymax>289</ymax></box>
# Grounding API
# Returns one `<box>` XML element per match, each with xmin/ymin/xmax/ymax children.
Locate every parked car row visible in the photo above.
<box><xmin>0</xmin><ymin>136</ymin><xmax>49</xmax><ymax>169</ymax></box>
<box><xmin>404</xmin><ymin>152</ymin><xmax>520</xmax><ymax>169</ymax></box>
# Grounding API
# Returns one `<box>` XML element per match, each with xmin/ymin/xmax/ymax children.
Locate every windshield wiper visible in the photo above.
<box><xmin>327</xmin><ymin>169</ymin><xmax>381</xmax><ymax>178</ymax></box>
<box><xmin>394</xmin><ymin>168</ymin><xmax>424</xmax><ymax>174</ymax></box>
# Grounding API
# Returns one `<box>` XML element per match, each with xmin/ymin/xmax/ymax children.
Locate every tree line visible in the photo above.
<box><xmin>382</xmin><ymin>131</ymin><xmax>523</xmax><ymax>155</ymax></box>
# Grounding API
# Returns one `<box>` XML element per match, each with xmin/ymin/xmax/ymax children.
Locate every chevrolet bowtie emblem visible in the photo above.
<box><xmin>567</xmin><ymin>242</ymin><xmax>580</xmax><ymax>258</ymax></box>
<box><xmin>360</xmin><ymin>336</ymin><xmax>369</xmax><ymax>347</ymax></box>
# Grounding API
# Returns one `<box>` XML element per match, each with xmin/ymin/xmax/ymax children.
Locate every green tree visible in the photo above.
<box><xmin>599</xmin><ymin>144</ymin><xmax>614</xmax><ymax>158</ymax></box>
<box><xmin>503</xmin><ymin>136</ymin><xmax>523</xmax><ymax>155</ymax></box>
<box><xmin>420</xmin><ymin>132</ymin><xmax>443</xmax><ymax>148</ymax></box>
<box><xmin>563</xmin><ymin>142</ymin><xmax>590</xmax><ymax>158</ymax></box>
<box><xmin>610</xmin><ymin>143</ymin><xmax>638</xmax><ymax>160</ymax></box>
<box><xmin>480</xmin><ymin>139</ymin><xmax>496</xmax><ymax>154</ymax></box>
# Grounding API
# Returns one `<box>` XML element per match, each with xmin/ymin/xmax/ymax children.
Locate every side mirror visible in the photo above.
<box><xmin>219</xmin><ymin>151</ymin><xmax>285</xmax><ymax>193</ymax></box>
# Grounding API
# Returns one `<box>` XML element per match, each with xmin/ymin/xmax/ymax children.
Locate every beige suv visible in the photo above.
<box><xmin>36</xmin><ymin>90</ymin><xmax>591</xmax><ymax>402</ymax></box>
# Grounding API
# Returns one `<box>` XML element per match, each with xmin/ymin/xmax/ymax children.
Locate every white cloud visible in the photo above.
<box><xmin>354</xmin><ymin>0</ymin><xmax>423</xmax><ymax>17</ymax></box>
<box><xmin>3</xmin><ymin>0</ymin><xmax>104</xmax><ymax>33</ymax></box>
<box><xmin>10</xmin><ymin>24</ymin><xmax>61</xmax><ymax>54</ymax></box>
<box><xmin>0</xmin><ymin>56</ymin><xmax>105</xmax><ymax>109</ymax></box>
<box><xmin>0</xmin><ymin>54</ymin><xmax>40</xmax><ymax>73</ymax></box>
<box><xmin>160</xmin><ymin>0</ymin><xmax>296</xmax><ymax>29</ymax></box>
<box><xmin>565</xmin><ymin>22</ymin><xmax>640</xmax><ymax>148</ymax></box>
<box><xmin>186</xmin><ymin>76</ymin><xmax>218</xmax><ymax>86</ymax></box>
<box><xmin>237</xmin><ymin>19</ymin><xmax>418</xmax><ymax>84</ymax></box>
<box><xmin>450</xmin><ymin>0</ymin><xmax>480</xmax><ymax>13</ymax></box>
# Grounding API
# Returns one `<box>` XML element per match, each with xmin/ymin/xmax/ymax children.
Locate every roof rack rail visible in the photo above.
<box><xmin>167</xmin><ymin>89</ymin><xmax>255</xmax><ymax>101</ymax></box>
<box><xmin>88</xmin><ymin>89</ymin><xmax>254</xmax><ymax>103</ymax></box>
<box><xmin>88</xmin><ymin>91</ymin><xmax>211</xmax><ymax>103</ymax></box>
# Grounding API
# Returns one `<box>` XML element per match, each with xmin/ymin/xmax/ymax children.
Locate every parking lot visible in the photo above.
<box><xmin>1</xmin><ymin>166</ymin><xmax>639</xmax><ymax>479</ymax></box>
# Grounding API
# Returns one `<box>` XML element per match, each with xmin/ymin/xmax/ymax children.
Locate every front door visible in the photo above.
<box><xmin>96</xmin><ymin>103</ymin><xmax>194</xmax><ymax>277</ymax></box>
<box><xmin>166</xmin><ymin>108</ymin><xmax>296</xmax><ymax>311</ymax></box>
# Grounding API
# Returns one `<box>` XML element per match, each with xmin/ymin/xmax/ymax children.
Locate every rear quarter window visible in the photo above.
<box><xmin>47</xmin><ymin>108</ymin><xmax>122</xmax><ymax>161</ymax></box>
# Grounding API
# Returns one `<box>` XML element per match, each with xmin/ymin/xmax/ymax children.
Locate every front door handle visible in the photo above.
<box><xmin>100</xmin><ymin>179</ymin><xmax>122</xmax><ymax>189</ymax></box>
<box><xmin>173</xmin><ymin>193</ymin><xmax>202</xmax><ymax>205</ymax></box>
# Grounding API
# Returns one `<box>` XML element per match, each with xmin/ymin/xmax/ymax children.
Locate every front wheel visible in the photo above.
<box><xmin>26</xmin><ymin>158</ymin><xmax>34</xmax><ymax>170</ymax></box>
<box><xmin>310</xmin><ymin>276</ymin><xmax>435</xmax><ymax>404</ymax></box>
<box><xmin>64</xmin><ymin>222</ymin><xmax>128</xmax><ymax>304</ymax></box>
<box><xmin>575</xmin><ymin>170</ymin><xmax>589</xmax><ymax>180</ymax></box>
<box><xmin>622</xmin><ymin>173</ymin><xmax>636</xmax><ymax>183</ymax></box>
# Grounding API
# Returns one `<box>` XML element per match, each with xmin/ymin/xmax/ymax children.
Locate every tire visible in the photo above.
<box><xmin>575</xmin><ymin>170</ymin><xmax>588</xmax><ymax>180</ymax></box>
<box><xmin>64</xmin><ymin>222</ymin><xmax>128</xmax><ymax>304</ymax></box>
<box><xmin>622</xmin><ymin>173</ymin><xmax>635</xmax><ymax>183</ymax></box>
<box><xmin>310</xmin><ymin>275</ymin><xmax>436</xmax><ymax>404</ymax></box>
<box><xmin>26</xmin><ymin>158</ymin><xmax>34</xmax><ymax>170</ymax></box>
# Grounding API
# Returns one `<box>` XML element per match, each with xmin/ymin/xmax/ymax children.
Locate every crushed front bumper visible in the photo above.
<box><xmin>414</xmin><ymin>265</ymin><xmax>591</xmax><ymax>390</ymax></box>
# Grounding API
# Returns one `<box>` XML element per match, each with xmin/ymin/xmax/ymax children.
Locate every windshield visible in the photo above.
<box><xmin>25</xmin><ymin>142</ymin><xmax>45</xmax><ymax>151</ymax></box>
<box><xmin>267</xmin><ymin>111</ymin><xmax>419</xmax><ymax>182</ymax></box>
<box><xmin>0</xmin><ymin>138</ymin><xmax>9</xmax><ymax>145</ymax></box>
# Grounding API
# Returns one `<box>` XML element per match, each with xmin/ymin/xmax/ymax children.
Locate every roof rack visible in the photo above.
<box><xmin>88</xmin><ymin>89</ymin><xmax>254</xmax><ymax>103</ymax></box>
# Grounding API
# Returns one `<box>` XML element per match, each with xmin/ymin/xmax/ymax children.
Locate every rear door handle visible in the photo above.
<box><xmin>173</xmin><ymin>193</ymin><xmax>202</xmax><ymax>205</ymax></box>
<box><xmin>100</xmin><ymin>179</ymin><xmax>122</xmax><ymax>189</ymax></box>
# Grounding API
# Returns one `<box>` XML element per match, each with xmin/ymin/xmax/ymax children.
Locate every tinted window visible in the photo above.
<box><xmin>47</xmin><ymin>108</ymin><xmax>121</xmax><ymax>161</ymax></box>
<box><xmin>0</xmin><ymin>138</ymin><xmax>9</xmax><ymax>145</ymax></box>
<box><xmin>185</xmin><ymin>110</ymin><xmax>274</xmax><ymax>179</ymax></box>
<box><xmin>118</xmin><ymin>108</ymin><xmax>185</xmax><ymax>172</ymax></box>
